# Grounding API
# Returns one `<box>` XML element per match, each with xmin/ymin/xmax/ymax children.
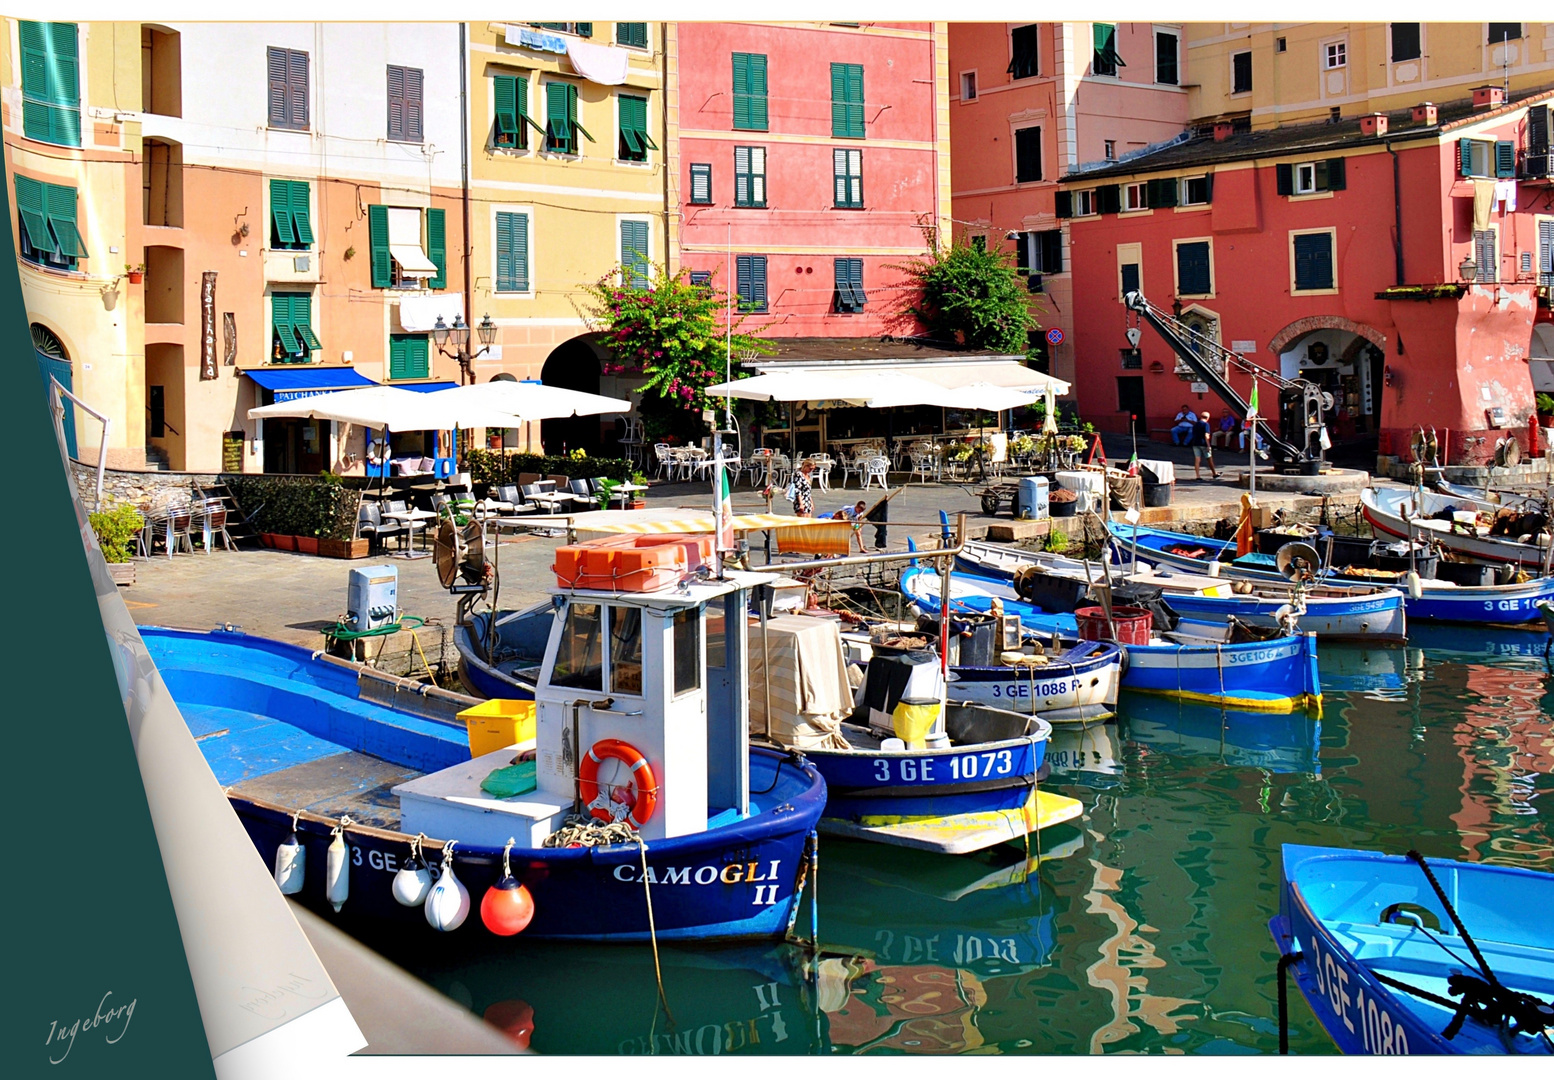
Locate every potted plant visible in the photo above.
<box><xmin>1049</xmin><ymin>488</ymin><xmax>1079</xmax><ymax>518</ymax></box>
<box><xmin>89</xmin><ymin>502</ymin><xmax>144</xmax><ymax>585</ymax></box>
<box><xmin>124</xmin><ymin>262</ymin><xmax>145</xmax><ymax>284</ymax></box>
<box><xmin>627</xmin><ymin>472</ymin><xmax>648</xmax><ymax>509</ymax></box>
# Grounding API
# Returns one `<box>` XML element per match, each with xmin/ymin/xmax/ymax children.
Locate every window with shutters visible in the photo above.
<box><xmin>617</xmin><ymin>23</ymin><xmax>648</xmax><ymax>49</ymax></box>
<box><xmin>833</xmin><ymin>258</ymin><xmax>866</xmax><ymax>314</ymax></box>
<box><xmin>386</xmin><ymin>65</ymin><xmax>424</xmax><ymax>143</ymax></box>
<box><xmin>267</xmin><ymin>47</ymin><xmax>309</xmax><ymax>131</ymax></box>
<box><xmin>1074</xmin><ymin>190</ymin><xmax>1095</xmax><ymax>216</ymax></box>
<box><xmin>1093</xmin><ymin>24</ymin><xmax>1123</xmax><ymax>78</ymax></box>
<box><xmin>1488</xmin><ymin>24</ymin><xmax>1521</xmax><ymax>43</ymax></box>
<box><xmin>1009</xmin><ymin>25</ymin><xmax>1038</xmax><ymax>79</ymax></box>
<box><xmin>689</xmin><ymin>270</ymin><xmax>712</xmax><ymax>289</ymax></box>
<box><xmin>689</xmin><ymin>164</ymin><xmax>713</xmax><ymax>205</ymax></box>
<box><xmin>618</xmin><ymin>94</ymin><xmax>656</xmax><ymax>162</ymax></box>
<box><xmin>269</xmin><ymin>179</ymin><xmax>314</xmax><ymax>251</ymax></box>
<box><xmin>1537</xmin><ymin>220</ymin><xmax>1554</xmax><ymax>286</ymax></box>
<box><xmin>1291</xmin><ymin>230</ymin><xmax>1336</xmax><ymax>292</ymax></box>
<box><xmin>492</xmin><ymin>74</ymin><xmax>543</xmax><ymax>150</ymax></box>
<box><xmin>271</xmin><ymin>292</ymin><xmax>320</xmax><ymax>362</ymax></box>
<box><xmin>1231</xmin><ymin>50</ymin><xmax>1252</xmax><ymax>95</ymax></box>
<box><xmin>532</xmin><ymin>23</ymin><xmax>592</xmax><ymax>37</ymax></box>
<box><xmin>831</xmin><ymin>63</ymin><xmax>865</xmax><ymax>139</ymax></box>
<box><xmin>1180</xmin><ymin>175</ymin><xmax>1211</xmax><ymax>206</ymax></box>
<box><xmin>1474</xmin><ymin>228</ymin><xmax>1499</xmax><ymax>284</ymax></box>
<box><xmin>736</xmin><ymin>255</ymin><xmax>768</xmax><ymax>313</ymax></box>
<box><xmin>1174</xmin><ymin>240</ymin><xmax>1212</xmax><ymax>297</ymax></box>
<box><xmin>1390</xmin><ymin>23</ymin><xmax>1421</xmax><ymax>63</ymax></box>
<box><xmin>15</xmin><ymin>175</ymin><xmax>87</xmax><ymax>271</ymax></box>
<box><xmin>370</xmin><ymin>206</ymin><xmax>443</xmax><ymax>289</ymax></box>
<box><xmin>732</xmin><ymin>53</ymin><xmax>768</xmax><ymax>132</ymax></box>
<box><xmin>544</xmin><ymin>81</ymin><xmax>592</xmax><ymax>154</ymax></box>
<box><xmin>19</xmin><ymin>22</ymin><xmax>81</xmax><ymax>147</ymax></box>
<box><xmin>389</xmin><ymin>334</ymin><xmax>431</xmax><ymax>380</ymax></box>
<box><xmin>1120</xmin><ymin>261</ymin><xmax>1141</xmax><ymax>298</ymax></box>
<box><xmin>494</xmin><ymin>211</ymin><xmax>531</xmax><ymax>293</ymax></box>
<box><xmin>1457</xmin><ymin>138</ymin><xmax>1515</xmax><ymax>179</ymax></box>
<box><xmin>1123</xmin><ymin>182</ymin><xmax>1147</xmax><ymax>211</ymax></box>
<box><xmin>834</xmin><ymin>148</ymin><xmax>863</xmax><ymax>209</ymax></box>
<box><xmin>1032</xmin><ymin>230</ymin><xmax>1063</xmax><ymax>274</ymax></box>
<box><xmin>1155</xmin><ymin>31</ymin><xmax>1178</xmax><ymax>85</ymax></box>
<box><xmin>1283</xmin><ymin>157</ymin><xmax>1347</xmax><ymax>195</ymax></box>
<box><xmin>734</xmin><ymin>146</ymin><xmax>766</xmax><ymax>208</ymax></box>
<box><xmin>620</xmin><ymin>220</ymin><xmax>651</xmax><ymax>290</ymax></box>
<box><xmin>1014</xmin><ymin>126</ymin><xmax>1042</xmax><ymax>183</ymax></box>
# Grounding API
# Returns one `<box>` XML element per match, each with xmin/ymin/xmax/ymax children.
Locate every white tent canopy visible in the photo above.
<box><xmin>747</xmin><ymin>357</ymin><xmax>1070</xmax><ymax>396</ymax></box>
<box><xmin>247</xmin><ymin>386</ymin><xmax>522</xmax><ymax>431</ymax></box>
<box><xmin>427</xmin><ymin>381</ymin><xmax>632</xmax><ymax>421</ymax></box>
<box><xmin>708</xmin><ymin>357</ymin><xmax>1069</xmax><ymax>411</ymax></box>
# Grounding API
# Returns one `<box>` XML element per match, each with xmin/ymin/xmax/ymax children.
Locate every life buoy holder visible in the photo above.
<box><xmin>578</xmin><ymin>739</ymin><xmax>659</xmax><ymax>828</ymax></box>
<box><xmin>366</xmin><ymin>437</ymin><xmax>390</xmax><ymax>466</ymax></box>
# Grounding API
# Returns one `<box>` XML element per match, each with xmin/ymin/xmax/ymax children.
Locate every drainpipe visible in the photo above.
<box><xmin>1387</xmin><ymin>139</ymin><xmax>1404</xmax><ymax>287</ymax></box>
<box><xmin>459</xmin><ymin>23</ymin><xmax>474</xmax><ymax>384</ymax></box>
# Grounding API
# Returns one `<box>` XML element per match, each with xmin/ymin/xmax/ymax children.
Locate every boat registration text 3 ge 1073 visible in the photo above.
<box><xmin>872</xmin><ymin>750</ymin><xmax>1015</xmax><ymax>783</ymax></box>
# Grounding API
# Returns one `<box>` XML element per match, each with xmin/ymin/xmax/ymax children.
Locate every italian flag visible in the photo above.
<box><xmin>716</xmin><ymin>466</ymin><xmax>734</xmax><ymax>553</ymax></box>
<box><xmin>1247</xmin><ymin>380</ymin><xmax>1260</xmax><ymax>423</ymax></box>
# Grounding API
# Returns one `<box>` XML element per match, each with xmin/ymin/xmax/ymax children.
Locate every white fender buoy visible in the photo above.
<box><xmin>325</xmin><ymin>817</ymin><xmax>353</xmax><ymax>913</ymax></box>
<box><xmin>274</xmin><ymin>814</ymin><xmax>305</xmax><ymax>895</ymax></box>
<box><xmin>1207</xmin><ymin>561</ymin><xmax>1221</xmax><ymax>578</ymax></box>
<box><xmin>425</xmin><ymin>842</ymin><xmax>470</xmax><ymax>932</ymax></box>
<box><xmin>1406</xmin><ymin>571</ymin><xmax>1423</xmax><ymax>601</ymax></box>
<box><xmin>393</xmin><ymin>835</ymin><xmax>433</xmax><ymax>907</ymax></box>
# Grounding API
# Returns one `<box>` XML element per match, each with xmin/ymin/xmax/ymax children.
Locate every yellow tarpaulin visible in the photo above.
<box><xmin>575</xmin><ymin>510</ymin><xmax>808</xmax><ymax>535</ymax></box>
<box><xmin>774</xmin><ymin>520</ymin><xmax>854</xmax><ymax>557</ymax></box>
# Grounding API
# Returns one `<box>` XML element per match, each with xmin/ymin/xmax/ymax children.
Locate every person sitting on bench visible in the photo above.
<box><xmin>1170</xmin><ymin>405</ymin><xmax>1196</xmax><ymax>446</ymax></box>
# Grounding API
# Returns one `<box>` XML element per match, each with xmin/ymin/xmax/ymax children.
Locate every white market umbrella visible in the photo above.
<box><xmin>938</xmin><ymin>382</ymin><xmax>1039</xmax><ymax>413</ymax></box>
<box><xmin>427</xmin><ymin>381</ymin><xmax>631</xmax><ymax>421</ymax></box>
<box><xmin>247</xmin><ymin>385</ymin><xmax>522</xmax><ymax>431</ymax></box>
<box><xmin>1042</xmin><ymin>385</ymin><xmax>1059</xmax><ymax>434</ymax></box>
<box><xmin>705</xmin><ymin>371</ymin><xmax>876</xmax><ymax>406</ymax></box>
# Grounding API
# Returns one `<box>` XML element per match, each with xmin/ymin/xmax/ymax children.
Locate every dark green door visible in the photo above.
<box><xmin>35</xmin><ymin>340</ymin><xmax>77</xmax><ymax>459</ymax></box>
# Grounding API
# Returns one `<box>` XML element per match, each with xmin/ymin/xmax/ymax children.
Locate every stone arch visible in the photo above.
<box><xmin>1269</xmin><ymin>316</ymin><xmax>1385</xmax><ymax>357</ymax></box>
<box><xmin>539</xmin><ymin>333</ymin><xmax>612</xmax><ymax>455</ymax></box>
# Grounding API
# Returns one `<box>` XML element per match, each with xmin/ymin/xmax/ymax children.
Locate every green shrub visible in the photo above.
<box><xmin>89</xmin><ymin>503</ymin><xmax>144</xmax><ymax>563</ymax></box>
<box><xmin>1043</xmin><ymin>527</ymin><xmax>1069</xmax><ymax>554</ymax></box>
<box><xmin>224</xmin><ymin>474</ymin><xmax>362</xmax><ymax>541</ymax></box>
<box><xmin>463</xmin><ymin>451</ymin><xmax>635</xmax><ymax>490</ymax></box>
<box><xmin>1537</xmin><ymin>393</ymin><xmax>1554</xmax><ymax>417</ymax></box>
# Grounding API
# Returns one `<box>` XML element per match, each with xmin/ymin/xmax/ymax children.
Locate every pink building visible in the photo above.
<box><xmin>671</xmin><ymin>23</ymin><xmax>951</xmax><ymax>338</ymax></box>
<box><xmin>947</xmin><ymin>22</ymin><xmax>1189</xmax><ymax>384</ymax></box>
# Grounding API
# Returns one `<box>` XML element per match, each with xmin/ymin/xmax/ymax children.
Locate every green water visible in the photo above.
<box><xmin>363</xmin><ymin>630</ymin><xmax>1553</xmax><ymax>1055</ymax></box>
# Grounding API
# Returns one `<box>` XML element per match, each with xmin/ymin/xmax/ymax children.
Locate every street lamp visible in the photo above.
<box><xmin>432</xmin><ymin>313</ymin><xmax>498</xmax><ymax>383</ymax></box>
<box><xmin>1458</xmin><ymin>256</ymin><xmax>1478</xmax><ymax>285</ymax></box>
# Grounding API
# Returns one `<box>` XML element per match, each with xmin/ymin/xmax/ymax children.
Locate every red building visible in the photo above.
<box><xmin>671</xmin><ymin>23</ymin><xmax>951</xmax><ymax>337</ymax></box>
<box><xmin>1060</xmin><ymin>86</ymin><xmax>1554</xmax><ymax>463</ymax></box>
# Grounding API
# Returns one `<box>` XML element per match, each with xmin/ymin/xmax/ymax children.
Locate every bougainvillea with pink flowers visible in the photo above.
<box><xmin>584</xmin><ymin>262</ymin><xmax>773</xmax><ymax>423</ymax></box>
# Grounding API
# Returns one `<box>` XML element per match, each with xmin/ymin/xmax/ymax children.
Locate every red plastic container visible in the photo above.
<box><xmin>1075</xmin><ymin>605</ymin><xmax>1153</xmax><ymax>645</ymax></box>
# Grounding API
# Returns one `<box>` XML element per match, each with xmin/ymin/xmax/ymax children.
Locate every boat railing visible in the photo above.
<box><xmin>313</xmin><ymin>649</ymin><xmax>477</xmax><ymax>724</ymax></box>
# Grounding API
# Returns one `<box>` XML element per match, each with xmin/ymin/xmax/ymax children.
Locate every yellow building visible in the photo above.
<box><xmin>5</xmin><ymin>19</ymin><xmax>147</xmax><ymax>467</ymax></box>
<box><xmin>464</xmin><ymin>21</ymin><xmax>667</xmax><ymax>454</ymax></box>
<box><xmin>1186</xmin><ymin>21</ymin><xmax>1553</xmax><ymax>127</ymax></box>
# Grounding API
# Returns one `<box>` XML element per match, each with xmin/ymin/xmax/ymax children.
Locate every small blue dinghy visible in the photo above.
<box><xmin>1271</xmin><ymin>844</ymin><xmax>1554</xmax><ymax>1055</ymax></box>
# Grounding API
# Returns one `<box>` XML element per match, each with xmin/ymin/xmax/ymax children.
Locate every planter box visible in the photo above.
<box><xmin>107</xmin><ymin>562</ymin><xmax>135</xmax><ymax>587</ymax></box>
<box><xmin>267</xmin><ymin>533</ymin><xmax>296</xmax><ymax>551</ymax></box>
<box><xmin>627</xmin><ymin>499</ymin><xmax>646</xmax><ymax>510</ymax></box>
<box><xmin>295</xmin><ymin>536</ymin><xmax>320</xmax><ymax>555</ymax></box>
<box><xmin>319</xmin><ymin>537</ymin><xmax>370</xmax><ymax>559</ymax></box>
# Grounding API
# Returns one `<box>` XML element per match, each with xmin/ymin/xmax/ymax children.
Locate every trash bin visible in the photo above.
<box><xmin>1075</xmin><ymin>605</ymin><xmax>1153</xmax><ymax>645</ymax></box>
<box><xmin>860</xmin><ymin>645</ymin><xmax>944</xmax><ymax>730</ymax></box>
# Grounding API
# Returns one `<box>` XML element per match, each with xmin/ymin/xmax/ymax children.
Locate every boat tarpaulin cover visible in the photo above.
<box><xmin>748</xmin><ymin>615</ymin><xmax>853</xmax><ymax>751</ymax></box>
<box><xmin>775</xmin><ymin>520</ymin><xmax>854</xmax><ymax>557</ymax></box>
<box><xmin>573</xmin><ymin>509</ymin><xmax>809</xmax><ymax>536</ymax></box>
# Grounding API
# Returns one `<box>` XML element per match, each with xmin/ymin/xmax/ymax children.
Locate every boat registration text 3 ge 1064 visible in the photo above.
<box><xmin>872</xmin><ymin>750</ymin><xmax>1016</xmax><ymax>783</ymax></box>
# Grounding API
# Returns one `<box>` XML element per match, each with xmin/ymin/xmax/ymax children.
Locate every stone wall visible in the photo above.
<box><xmin>70</xmin><ymin>461</ymin><xmax>223</xmax><ymax>509</ymax></box>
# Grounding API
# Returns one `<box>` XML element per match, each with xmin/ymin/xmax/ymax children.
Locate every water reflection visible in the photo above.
<box><xmin>348</xmin><ymin>633</ymin><xmax>1550</xmax><ymax>1054</ymax></box>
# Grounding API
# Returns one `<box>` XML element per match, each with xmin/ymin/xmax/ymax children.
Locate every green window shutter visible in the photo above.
<box><xmin>512</xmin><ymin>212</ymin><xmax>530</xmax><ymax>291</ymax></box>
<box><xmin>494</xmin><ymin>74</ymin><xmax>519</xmax><ymax>139</ymax></box>
<box><xmin>1276</xmin><ymin>163</ymin><xmax>1294</xmax><ymax>195</ymax></box>
<box><xmin>751</xmin><ymin>255</ymin><xmax>767</xmax><ymax>311</ymax></box>
<box><xmin>618</xmin><ymin>23</ymin><xmax>647</xmax><ymax>49</ymax></box>
<box><xmin>576</xmin><ymin>24</ymin><xmax>592</xmax><ymax>38</ymax></box>
<box><xmin>293</xmin><ymin>292</ymin><xmax>320</xmax><ymax>351</ymax></box>
<box><xmin>272</xmin><ymin>294</ymin><xmax>300</xmax><ymax>355</ymax></box>
<box><xmin>410</xmin><ymin>335</ymin><xmax>429</xmax><ymax>378</ymax></box>
<box><xmin>1203</xmin><ymin>174</ymin><xmax>1215</xmax><ymax>204</ymax></box>
<box><xmin>546</xmin><ymin>81</ymin><xmax>572</xmax><ymax>152</ymax></box>
<box><xmin>1097</xmin><ymin>185</ymin><xmax>1121</xmax><ymax>214</ymax></box>
<box><xmin>14</xmin><ymin>175</ymin><xmax>55</xmax><ymax>254</ymax></box>
<box><xmin>290</xmin><ymin>180</ymin><xmax>314</xmax><ymax>246</ymax></box>
<box><xmin>1293</xmin><ymin>234</ymin><xmax>1334</xmax><ymax>291</ymax></box>
<box><xmin>1459</xmin><ymin>138</ymin><xmax>1474</xmax><ymax>177</ymax></box>
<box><xmin>1054</xmin><ymin>190</ymin><xmax>1073</xmax><ymax>218</ymax></box>
<box><xmin>390</xmin><ymin>335</ymin><xmax>429</xmax><ymax>379</ymax></box>
<box><xmin>733</xmin><ymin>53</ymin><xmax>768</xmax><ymax>131</ymax></box>
<box><xmin>567</xmin><ymin>84</ymin><xmax>594</xmax><ymax>144</ymax></box>
<box><xmin>732</xmin><ymin>53</ymin><xmax>751</xmax><ymax>129</ymax></box>
<box><xmin>389</xmin><ymin>334</ymin><xmax>407</xmax><ymax>379</ymax></box>
<box><xmin>368</xmin><ymin>205</ymin><xmax>392</xmax><ymax>288</ymax></box>
<box><xmin>1324</xmin><ymin>157</ymin><xmax>1346</xmax><ymax>191</ymax></box>
<box><xmin>1495</xmin><ymin>140</ymin><xmax>1516</xmax><ymax>178</ymax></box>
<box><xmin>20</xmin><ymin>22</ymin><xmax>81</xmax><ymax>147</ymax></box>
<box><xmin>831</xmin><ymin>63</ymin><xmax>864</xmax><ymax>138</ymax></box>
<box><xmin>496</xmin><ymin>212</ymin><xmax>529</xmax><ymax>292</ymax></box>
<box><xmin>619</xmin><ymin>94</ymin><xmax>652</xmax><ymax>157</ymax></box>
<box><xmin>270</xmin><ymin>179</ymin><xmax>297</xmax><ymax>247</ymax></box>
<box><xmin>425</xmin><ymin>208</ymin><xmax>447</xmax><ymax>290</ymax></box>
<box><xmin>44</xmin><ymin>181</ymin><xmax>86</xmax><ymax>257</ymax></box>
<box><xmin>621</xmin><ymin>220</ymin><xmax>649</xmax><ymax>289</ymax></box>
<box><xmin>689</xmin><ymin>163</ymin><xmax>712</xmax><ymax>205</ymax></box>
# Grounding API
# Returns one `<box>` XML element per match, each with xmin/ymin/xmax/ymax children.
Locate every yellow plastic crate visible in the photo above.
<box><xmin>459</xmin><ymin>699</ymin><xmax>537</xmax><ymax>758</ymax></box>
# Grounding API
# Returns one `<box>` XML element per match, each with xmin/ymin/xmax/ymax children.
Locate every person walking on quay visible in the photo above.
<box><xmin>790</xmin><ymin>458</ymin><xmax>815</xmax><ymax>517</ymax></box>
<box><xmin>1190</xmin><ymin>410</ymin><xmax>1219</xmax><ymax>481</ymax></box>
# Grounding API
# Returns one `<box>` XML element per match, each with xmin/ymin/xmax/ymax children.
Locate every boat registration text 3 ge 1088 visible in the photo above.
<box><xmin>873</xmin><ymin>750</ymin><xmax>1015</xmax><ymax>783</ymax></box>
<box><xmin>987</xmin><ymin>676</ymin><xmax>1080</xmax><ymax>701</ymax></box>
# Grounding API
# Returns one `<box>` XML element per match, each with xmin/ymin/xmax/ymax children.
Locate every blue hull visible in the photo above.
<box><xmin>809</xmin><ymin>736</ymin><xmax>1047</xmax><ymax>821</ymax></box>
<box><xmin>1271</xmin><ymin>844</ymin><xmax>1554</xmax><ymax>1055</ymax></box>
<box><xmin>142</xmin><ymin>626</ymin><xmax>827</xmax><ymax>943</ymax></box>
<box><xmin>1112</xmin><ymin>521</ymin><xmax>1554</xmax><ymax>627</ymax></box>
<box><xmin>901</xmin><ymin>565</ymin><xmax>1078</xmax><ymax>637</ymax></box>
<box><xmin>1121</xmin><ymin>631</ymin><xmax>1322</xmax><ymax>712</ymax></box>
<box><xmin>1119</xmin><ymin>692</ymin><xmax>1321</xmax><ymax>774</ymax></box>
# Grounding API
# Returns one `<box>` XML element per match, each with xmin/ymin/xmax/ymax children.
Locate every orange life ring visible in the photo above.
<box><xmin>578</xmin><ymin>739</ymin><xmax>659</xmax><ymax>828</ymax></box>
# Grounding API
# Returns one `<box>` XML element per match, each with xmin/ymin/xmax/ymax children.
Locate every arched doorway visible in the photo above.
<box><xmin>540</xmin><ymin>335</ymin><xmax>607</xmax><ymax>455</ymax></box>
<box><xmin>1270</xmin><ymin>317</ymin><xmax>1387</xmax><ymax>441</ymax></box>
<box><xmin>33</xmin><ymin>323</ymin><xmax>76</xmax><ymax>457</ymax></box>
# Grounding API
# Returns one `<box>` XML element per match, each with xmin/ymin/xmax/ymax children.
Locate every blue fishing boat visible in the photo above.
<box><xmin>1110</xmin><ymin>520</ymin><xmax>1554</xmax><ymax>627</ymax></box>
<box><xmin>957</xmin><ymin>538</ymin><xmax>1406</xmax><ymax>642</ymax></box>
<box><xmin>1270</xmin><ymin>844</ymin><xmax>1554</xmax><ymax>1055</ymax></box>
<box><xmin>141</xmin><ymin>558</ymin><xmax>830</xmax><ymax>943</ymax></box>
<box><xmin>901</xmin><ymin>565</ymin><xmax>1321</xmax><ymax>712</ymax></box>
<box><xmin>454</xmin><ymin>605</ymin><xmax>551</xmax><ymax>700</ymax></box>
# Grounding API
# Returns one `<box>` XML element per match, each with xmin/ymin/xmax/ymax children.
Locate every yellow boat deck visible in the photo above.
<box><xmin>819</xmin><ymin>789</ymin><xmax>1085</xmax><ymax>855</ymax></box>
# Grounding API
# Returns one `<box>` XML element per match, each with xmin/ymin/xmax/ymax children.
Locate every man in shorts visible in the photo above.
<box><xmin>1190</xmin><ymin>411</ymin><xmax>1219</xmax><ymax>480</ymax></box>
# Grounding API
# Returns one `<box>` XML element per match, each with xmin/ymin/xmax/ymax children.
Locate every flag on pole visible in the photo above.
<box><xmin>716</xmin><ymin>464</ymin><xmax>734</xmax><ymax>553</ymax></box>
<box><xmin>1126</xmin><ymin>451</ymin><xmax>1138</xmax><ymax>476</ymax></box>
<box><xmin>1247</xmin><ymin>380</ymin><xmax>1259</xmax><ymax>423</ymax></box>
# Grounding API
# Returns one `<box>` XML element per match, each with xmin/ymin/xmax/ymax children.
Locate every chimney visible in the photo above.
<box><xmin>1358</xmin><ymin>113</ymin><xmax>1389</xmax><ymax>137</ymax></box>
<box><xmin>1213</xmin><ymin>120</ymin><xmax>1234</xmax><ymax>143</ymax></box>
<box><xmin>1411</xmin><ymin>101</ymin><xmax>1438</xmax><ymax>125</ymax></box>
<box><xmin>1472</xmin><ymin>85</ymin><xmax>1505</xmax><ymax>110</ymax></box>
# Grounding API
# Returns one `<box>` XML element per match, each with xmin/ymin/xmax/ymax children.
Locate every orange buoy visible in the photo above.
<box><xmin>480</xmin><ymin>876</ymin><xmax>535</xmax><ymax>936</ymax></box>
<box><xmin>483</xmin><ymin>1000</ymin><xmax>535</xmax><ymax>1050</ymax></box>
<box><xmin>577</xmin><ymin>739</ymin><xmax>659</xmax><ymax>828</ymax></box>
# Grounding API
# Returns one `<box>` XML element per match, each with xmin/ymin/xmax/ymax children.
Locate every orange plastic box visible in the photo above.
<box><xmin>553</xmin><ymin>533</ymin><xmax>712</xmax><ymax>591</ymax></box>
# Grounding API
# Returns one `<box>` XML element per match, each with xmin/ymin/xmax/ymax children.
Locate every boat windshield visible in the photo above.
<box><xmin>672</xmin><ymin>607</ymin><xmax>701</xmax><ymax>697</ymax></box>
<box><xmin>552</xmin><ymin>602</ymin><xmax>604</xmax><ymax>691</ymax></box>
<box><xmin>609</xmin><ymin>606</ymin><xmax>643</xmax><ymax>696</ymax></box>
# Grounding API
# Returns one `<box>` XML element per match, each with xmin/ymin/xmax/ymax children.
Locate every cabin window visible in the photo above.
<box><xmin>609</xmin><ymin>606</ymin><xmax>644</xmax><ymax>695</ymax></box>
<box><xmin>705</xmin><ymin>598</ymin><xmax>728</xmax><ymax>670</ymax></box>
<box><xmin>552</xmin><ymin>602</ymin><xmax>604</xmax><ymax>690</ymax></box>
<box><xmin>672</xmin><ymin>607</ymin><xmax>702</xmax><ymax>696</ymax></box>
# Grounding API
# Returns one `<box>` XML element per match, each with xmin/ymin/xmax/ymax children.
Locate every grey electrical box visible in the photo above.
<box><xmin>294</xmin><ymin>255</ymin><xmax>311</xmax><ymax>272</ymax></box>
<box><xmin>346</xmin><ymin>565</ymin><xmax>399</xmax><ymax>632</ymax></box>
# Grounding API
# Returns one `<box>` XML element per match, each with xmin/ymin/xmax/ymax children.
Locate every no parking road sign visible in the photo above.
<box><xmin>1045</xmin><ymin>328</ymin><xmax>1064</xmax><ymax>345</ymax></box>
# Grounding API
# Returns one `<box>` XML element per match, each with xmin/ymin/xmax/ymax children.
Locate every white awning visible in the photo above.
<box><xmin>706</xmin><ymin>369</ymin><xmax>1051</xmax><ymax>411</ymax></box>
<box><xmin>389</xmin><ymin>207</ymin><xmax>437</xmax><ymax>276</ymax></box>
<box><xmin>566</xmin><ymin>39</ymin><xmax>631</xmax><ymax>85</ymax></box>
<box><xmin>427</xmin><ymin>381</ymin><xmax>631</xmax><ymax>422</ymax></box>
<box><xmin>247</xmin><ymin>385</ymin><xmax>523</xmax><ymax>431</ymax></box>
<box><xmin>397</xmin><ymin>292</ymin><xmax>463</xmax><ymax>333</ymax></box>
<box><xmin>749</xmin><ymin>357</ymin><xmax>1070</xmax><ymax>397</ymax></box>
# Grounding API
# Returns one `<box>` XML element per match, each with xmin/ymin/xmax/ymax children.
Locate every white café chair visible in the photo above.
<box><xmin>862</xmin><ymin>455</ymin><xmax>891</xmax><ymax>491</ymax></box>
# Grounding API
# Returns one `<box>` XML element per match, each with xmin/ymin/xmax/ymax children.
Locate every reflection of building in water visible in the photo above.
<box><xmin>1454</xmin><ymin>664</ymin><xmax>1554</xmax><ymax>869</ymax></box>
<box><xmin>1083</xmin><ymin>858</ymin><xmax>1199</xmax><ymax>1053</ymax></box>
<box><xmin>823</xmin><ymin>960</ymin><xmax>989</xmax><ymax>1054</ymax></box>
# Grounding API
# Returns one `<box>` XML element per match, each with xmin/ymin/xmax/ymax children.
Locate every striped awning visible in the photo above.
<box><xmin>572</xmin><ymin>510</ymin><xmax>808</xmax><ymax>535</ymax></box>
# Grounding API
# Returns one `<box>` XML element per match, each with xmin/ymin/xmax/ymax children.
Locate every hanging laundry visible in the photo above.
<box><xmin>1494</xmin><ymin>179</ymin><xmax>1517</xmax><ymax>214</ymax></box>
<box><xmin>1473</xmin><ymin>179</ymin><xmax>1496</xmax><ymax>232</ymax></box>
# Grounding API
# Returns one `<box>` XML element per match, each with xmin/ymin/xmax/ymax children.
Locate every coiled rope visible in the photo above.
<box><xmin>540</xmin><ymin>813</ymin><xmax>639</xmax><ymax>848</ymax></box>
